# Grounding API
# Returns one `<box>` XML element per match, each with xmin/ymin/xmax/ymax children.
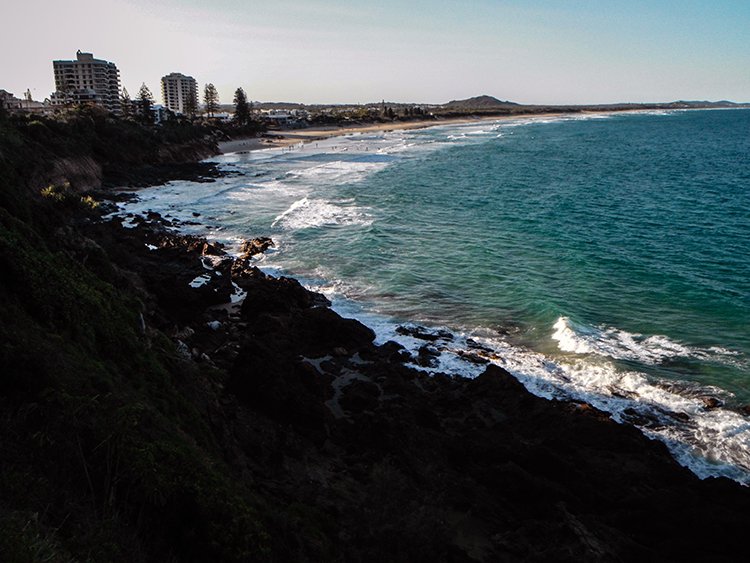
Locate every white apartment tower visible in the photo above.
<box><xmin>52</xmin><ymin>51</ymin><xmax>121</xmax><ymax>113</ymax></box>
<box><xmin>161</xmin><ymin>73</ymin><xmax>198</xmax><ymax>115</ymax></box>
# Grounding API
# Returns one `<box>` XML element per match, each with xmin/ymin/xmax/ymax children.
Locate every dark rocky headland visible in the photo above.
<box><xmin>2</xmin><ymin>108</ymin><xmax>750</xmax><ymax>562</ymax></box>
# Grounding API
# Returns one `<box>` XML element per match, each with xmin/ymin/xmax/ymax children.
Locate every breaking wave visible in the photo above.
<box><xmin>552</xmin><ymin>316</ymin><xmax>742</xmax><ymax>367</ymax></box>
<box><xmin>272</xmin><ymin>197</ymin><xmax>373</xmax><ymax>230</ymax></box>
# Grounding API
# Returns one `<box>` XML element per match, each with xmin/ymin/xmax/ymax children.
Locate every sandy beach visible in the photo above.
<box><xmin>217</xmin><ymin>114</ymin><xmax>556</xmax><ymax>154</ymax></box>
<box><xmin>216</xmin><ymin>107</ymin><xmax>724</xmax><ymax>155</ymax></box>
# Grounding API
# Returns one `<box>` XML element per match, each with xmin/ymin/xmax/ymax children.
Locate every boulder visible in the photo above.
<box><xmin>239</xmin><ymin>237</ymin><xmax>274</xmax><ymax>258</ymax></box>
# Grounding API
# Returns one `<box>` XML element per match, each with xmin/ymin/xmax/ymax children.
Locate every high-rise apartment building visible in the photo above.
<box><xmin>161</xmin><ymin>73</ymin><xmax>198</xmax><ymax>115</ymax></box>
<box><xmin>52</xmin><ymin>50</ymin><xmax>121</xmax><ymax>113</ymax></box>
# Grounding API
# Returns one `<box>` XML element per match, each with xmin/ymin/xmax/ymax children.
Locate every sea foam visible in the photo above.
<box><xmin>552</xmin><ymin>316</ymin><xmax>743</xmax><ymax>367</ymax></box>
<box><xmin>271</xmin><ymin>197</ymin><xmax>373</xmax><ymax>230</ymax></box>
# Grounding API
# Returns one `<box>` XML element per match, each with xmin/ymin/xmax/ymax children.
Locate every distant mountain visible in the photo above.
<box><xmin>443</xmin><ymin>95</ymin><xmax>519</xmax><ymax>109</ymax></box>
<box><xmin>256</xmin><ymin>101</ymin><xmax>307</xmax><ymax>110</ymax></box>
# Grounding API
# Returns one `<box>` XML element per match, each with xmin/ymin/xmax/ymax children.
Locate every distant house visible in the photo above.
<box><xmin>161</xmin><ymin>72</ymin><xmax>198</xmax><ymax>115</ymax></box>
<box><xmin>0</xmin><ymin>89</ymin><xmax>23</xmax><ymax>111</ymax></box>
<box><xmin>211</xmin><ymin>112</ymin><xmax>232</xmax><ymax>122</ymax></box>
<box><xmin>0</xmin><ymin>90</ymin><xmax>53</xmax><ymax>115</ymax></box>
<box><xmin>51</xmin><ymin>50</ymin><xmax>121</xmax><ymax>113</ymax></box>
<box><xmin>290</xmin><ymin>109</ymin><xmax>310</xmax><ymax>120</ymax></box>
<box><xmin>21</xmin><ymin>100</ymin><xmax>51</xmax><ymax>114</ymax></box>
<box><xmin>259</xmin><ymin>109</ymin><xmax>308</xmax><ymax>127</ymax></box>
<box><xmin>152</xmin><ymin>104</ymin><xmax>171</xmax><ymax>124</ymax></box>
<box><xmin>261</xmin><ymin>110</ymin><xmax>292</xmax><ymax>125</ymax></box>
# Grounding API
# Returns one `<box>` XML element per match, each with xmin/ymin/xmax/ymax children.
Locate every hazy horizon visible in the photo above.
<box><xmin>2</xmin><ymin>0</ymin><xmax>749</xmax><ymax>106</ymax></box>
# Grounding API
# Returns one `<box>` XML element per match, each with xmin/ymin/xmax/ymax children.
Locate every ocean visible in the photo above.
<box><xmin>117</xmin><ymin>109</ymin><xmax>750</xmax><ymax>483</ymax></box>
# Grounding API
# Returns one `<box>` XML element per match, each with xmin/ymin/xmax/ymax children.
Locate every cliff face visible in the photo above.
<box><xmin>2</xmin><ymin>113</ymin><xmax>750</xmax><ymax>562</ymax></box>
<box><xmin>157</xmin><ymin>137</ymin><xmax>219</xmax><ymax>164</ymax></box>
<box><xmin>1</xmin><ymin>108</ymin><xmax>219</xmax><ymax>200</ymax></box>
<box><xmin>39</xmin><ymin>155</ymin><xmax>103</xmax><ymax>192</ymax></box>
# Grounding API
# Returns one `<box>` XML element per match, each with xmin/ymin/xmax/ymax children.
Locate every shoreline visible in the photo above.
<box><xmin>217</xmin><ymin>113</ymin><xmax>564</xmax><ymax>154</ymax></box>
<box><xmin>217</xmin><ymin>106</ymin><xmax>739</xmax><ymax>155</ymax></box>
<box><xmin>133</xmin><ymin>110</ymin><xmax>750</xmax><ymax>485</ymax></box>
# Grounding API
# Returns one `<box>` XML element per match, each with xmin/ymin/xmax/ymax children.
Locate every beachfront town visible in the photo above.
<box><xmin>4</xmin><ymin>51</ymin><xmax>727</xmax><ymax>132</ymax></box>
<box><xmin>0</xmin><ymin>50</ymin><xmax>310</xmax><ymax>126</ymax></box>
<box><xmin>1</xmin><ymin>50</ymin><xmax>436</xmax><ymax>128</ymax></box>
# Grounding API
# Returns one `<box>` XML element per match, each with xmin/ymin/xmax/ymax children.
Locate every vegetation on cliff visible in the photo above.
<box><xmin>0</xmin><ymin>109</ymin><xmax>274</xmax><ymax>561</ymax></box>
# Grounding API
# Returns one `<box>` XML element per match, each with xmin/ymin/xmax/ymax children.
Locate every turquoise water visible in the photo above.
<box><xmin>331</xmin><ymin>111</ymin><xmax>750</xmax><ymax>384</ymax></box>
<box><xmin>120</xmin><ymin>109</ymin><xmax>750</xmax><ymax>482</ymax></box>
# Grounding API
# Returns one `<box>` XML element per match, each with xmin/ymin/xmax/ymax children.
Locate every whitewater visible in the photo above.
<box><xmin>113</xmin><ymin>109</ymin><xmax>750</xmax><ymax>484</ymax></box>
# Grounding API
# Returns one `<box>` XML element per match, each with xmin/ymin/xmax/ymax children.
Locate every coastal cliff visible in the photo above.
<box><xmin>2</xmin><ymin>107</ymin><xmax>220</xmax><ymax>200</ymax></box>
<box><xmin>2</xmin><ymin>111</ymin><xmax>750</xmax><ymax>562</ymax></box>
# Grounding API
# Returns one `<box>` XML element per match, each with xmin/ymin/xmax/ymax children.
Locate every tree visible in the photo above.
<box><xmin>203</xmin><ymin>83</ymin><xmax>219</xmax><ymax>118</ymax></box>
<box><xmin>136</xmin><ymin>83</ymin><xmax>154</xmax><ymax>125</ymax></box>
<box><xmin>183</xmin><ymin>88</ymin><xmax>198</xmax><ymax>120</ymax></box>
<box><xmin>233</xmin><ymin>87</ymin><xmax>250</xmax><ymax>126</ymax></box>
<box><xmin>120</xmin><ymin>87</ymin><xmax>132</xmax><ymax>119</ymax></box>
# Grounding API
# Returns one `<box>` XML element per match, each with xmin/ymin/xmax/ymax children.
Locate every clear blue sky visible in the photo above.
<box><xmin>2</xmin><ymin>0</ymin><xmax>749</xmax><ymax>105</ymax></box>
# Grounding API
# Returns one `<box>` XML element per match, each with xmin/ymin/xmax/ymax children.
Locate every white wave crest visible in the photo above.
<box><xmin>288</xmin><ymin>160</ymin><xmax>385</xmax><ymax>183</ymax></box>
<box><xmin>552</xmin><ymin>316</ymin><xmax>739</xmax><ymax>366</ymax></box>
<box><xmin>272</xmin><ymin>197</ymin><xmax>372</xmax><ymax>230</ymax></box>
<box><xmin>552</xmin><ymin>317</ymin><xmax>595</xmax><ymax>354</ymax></box>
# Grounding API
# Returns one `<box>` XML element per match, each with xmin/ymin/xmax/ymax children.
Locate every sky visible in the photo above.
<box><xmin>2</xmin><ymin>0</ymin><xmax>749</xmax><ymax>105</ymax></box>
